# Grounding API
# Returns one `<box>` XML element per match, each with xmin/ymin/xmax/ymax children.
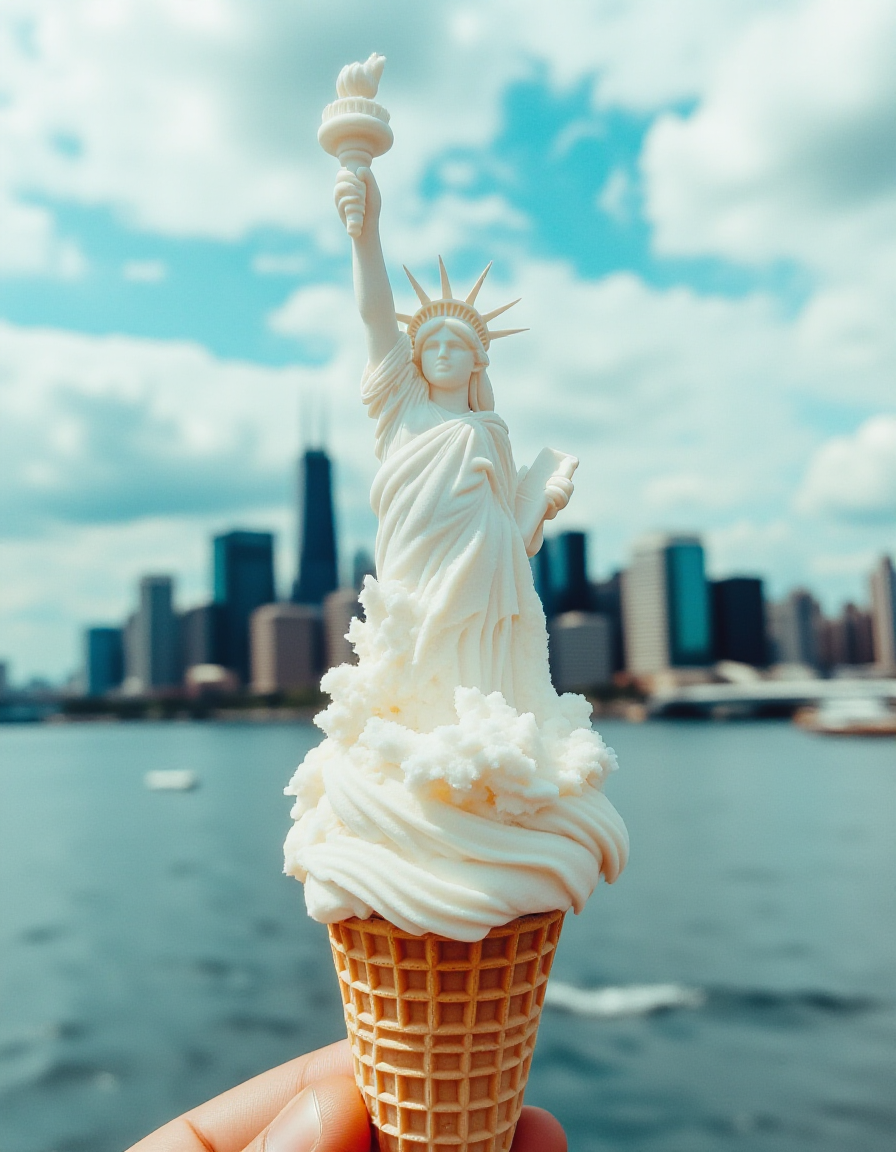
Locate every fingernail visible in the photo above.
<box><xmin>265</xmin><ymin>1086</ymin><xmax>322</xmax><ymax>1152</ymax></box>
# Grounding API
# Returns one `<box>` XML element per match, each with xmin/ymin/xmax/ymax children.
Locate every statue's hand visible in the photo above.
<box><xmin>334</xmin><ymin>166</ymin><xmax>381</xmax><ymax>237</ymax></box>
<box><xmin>543</xmin><ymin>473</ymin><xmax>574</xmax><ymax>521</ymax></box>
<box><xmin>334</xmin><ymin>167</ymin><xmax>365</xmax><ymax>230</ymax></box>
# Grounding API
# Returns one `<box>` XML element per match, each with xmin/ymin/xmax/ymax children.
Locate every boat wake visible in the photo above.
<box><xmin>544</xmin><ymin>981</ymin><xmax>706</xmax><ymax>1018</ymax></box>
<box><xmin>544</xmin><ymin>981</ymin><xmax>877</xmax><ymax>1021</ymax></box>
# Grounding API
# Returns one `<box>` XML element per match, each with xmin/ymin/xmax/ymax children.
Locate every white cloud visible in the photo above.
<box><xmin>596</xmin><ymin>168</ymin><xmax>632</xmax><ymax>223</ymax></box>
<box><xmin>0</xmin><ymin>0</ymin><xmax>801</xmax><ymax>257</ymax></box>
<box><xmin>0</xmin><ymin>318</ymin><xmax>376</xmax><ymax>539</ymax></box>
<box><xmin>122</xmin><ymin>259</ymin><xmax>166</xmax><ymax>282</ymax></box>
<box><xmin>0</xmin><ymin>1</ymin><xmax>505</xmax><ymax>244</ymax></box>
<box><xmin>0</xmin><ymin>193</ymin><xmax>86</xmax><ymax>277</ymax></box>
<box><xmin>796</xmin><ymin>415</ymin><xmax>896</xmax><ymax>522</ymax></box>
<box><xmin>253</xmin><ymin>252</ymin><xmax>313</xmax><ymax>277</ymax></box>
<box><xmin>642</xmin><ymin>0</ymin><xmax>896</xmax><ymax>277</ymax></box>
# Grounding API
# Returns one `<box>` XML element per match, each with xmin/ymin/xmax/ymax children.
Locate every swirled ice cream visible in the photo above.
<box><xmin>284</xmin><ymin>577</ymin><xmax>628</xmax><ymax>941</ymax></box>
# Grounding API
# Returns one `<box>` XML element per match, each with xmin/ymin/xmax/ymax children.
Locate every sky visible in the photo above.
<box><xmin>1</xmin><ymin>0</ymin><xmax>895</xmax><ymax>684</ymax></box>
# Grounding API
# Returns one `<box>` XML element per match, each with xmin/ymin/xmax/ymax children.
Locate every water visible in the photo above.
<box><xmin>0</xmin><ymin>720</ymin><xmax>894</xmax><ymax>1151</ymax></box>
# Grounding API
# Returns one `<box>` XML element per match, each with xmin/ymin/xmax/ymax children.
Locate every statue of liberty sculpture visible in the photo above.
<box><xmin>334</xmin><ymin>157</ymin><xmax>580</xmax><ymax>719</ymax></box>
<box><xmin>284</xmin><ymin>57</ymin><xmax>627</xmax><ymax>937</ymax></box>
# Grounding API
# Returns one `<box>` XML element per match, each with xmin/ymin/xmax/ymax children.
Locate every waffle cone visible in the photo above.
<box><xmin>327</xmin><ymin>909</ymin><xmax>564</xmax><ymax>1151</ymax></box>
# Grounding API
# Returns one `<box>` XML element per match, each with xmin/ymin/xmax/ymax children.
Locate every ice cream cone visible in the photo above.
<box><xmin>328</xmin><ymin>909</ymin><xmax>564</xmax><ymax>1151</ymax></box>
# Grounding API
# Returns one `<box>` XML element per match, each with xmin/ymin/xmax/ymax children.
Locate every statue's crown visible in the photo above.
<box><xmin>396</xmin><ymin>258</ymin><xmax>526</xmax><ymax>352</ymax></box>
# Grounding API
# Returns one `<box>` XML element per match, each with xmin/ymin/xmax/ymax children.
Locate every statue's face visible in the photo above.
<box><xmin>419</xmin><ymin>324</ymin><xmax>476</xmax><ymax>398</ymax></box>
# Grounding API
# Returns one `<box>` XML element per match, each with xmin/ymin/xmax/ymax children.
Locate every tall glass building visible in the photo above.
<box><xmin>213</xmin><ymin>531</ymin><xmax>276</xmax><ymax>685</ymax></box>
<box><xmin>293</xmin><ymin>448</ymin><xmax>338</xmax><ymax>605</ymax></box>
<box><xmin>666</xmin><ymin>538</ymin><xmax>713</xmax><ymax>666</ymax></box>
<box><xmin>132</xmin><ymin>575</ymin><xmax>180</xmax><ymax>691</ymax></box>
<box><xmin>85</xmin><ymin>627</ymin><xmax>124</xmax><ymax>696</ymax></box>
<box><xmin>622</xmin><ymin>534</ymin><xmax>713</xmax><ymax>674</ymax></box>
<box><xmin>712</xmin><ymin>576</ymin><xmax>768</xmax><ymax>667</ymax></box>
<box><xmin>531</xmin><ymin>530</ymin><xmax>592</xmax><ymax>618</ymax></box>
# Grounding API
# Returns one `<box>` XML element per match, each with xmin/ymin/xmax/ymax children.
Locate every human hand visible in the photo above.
<box><xmin>125</xmin><ymin>1038</ymin><xmax>566</xmax><ymax>1152</ymax></box>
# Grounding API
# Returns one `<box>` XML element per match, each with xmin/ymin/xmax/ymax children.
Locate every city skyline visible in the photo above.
<box><xmin>4</xmin><ymin>437</ymin><xmax>896</xmax><ymax>692</ymax></box>
<box><xmin>63</xmin><ymin>501</ymin><xmax>896</xmax><ymax>698</ymax></box>
<box><xmin>2</xmin><ymin>4</ymin><xmax>895</xmax><ymax>682</ymax></box>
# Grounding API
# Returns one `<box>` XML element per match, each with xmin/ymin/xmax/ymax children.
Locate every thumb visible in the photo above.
<box><xmin>254</xmin><ymin>1075</ymin><xmax>370</xmax><ymax>1152</ymax></box>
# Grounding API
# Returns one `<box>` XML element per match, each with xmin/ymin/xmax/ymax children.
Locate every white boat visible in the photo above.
<box><xmin>144</xmin><ymin>769</ymin><xmax>199</xmax><ymax>791</ymax></box>
<box><xmin>795</xmin><ymin>698</ymin><xmax>896</xmax><ymax>736</ymax></box>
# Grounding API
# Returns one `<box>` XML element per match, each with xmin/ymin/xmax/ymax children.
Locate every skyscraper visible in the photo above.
<box><xmin>323</xmin><ymin>587</ymin><xmax>362</xmax><ymax>668</ymax></box>
<box><xmin>621</xmin><ymin>534</ymin><xmax>713</xmax><ymax>674</ymax></box>
<box><xmin>133</xmin><ymin>575</ymin><xmax>180</xmax><ymax>692</ymax></box>
<box><xmin>819</xmin><ymin>603</ymin><xmax>875</xmax><ymax>668</ymax></box>
<box><xmin>548</xmin><ymin>612</ymin><xmax>613</xmax><ymax>692</ymax></box>
<box><xmin>250</xmin><ymin>603</ymin><xmax>320</xmax><ymax>693</ymax></box>
<box><xmin>591</xmin><ymin>570</ymin><xmax>626</xmax><ymax>672</ymax></box>
<box><xmin>712</xmin><ymin>577</ymin><xmax>768</xmax><ymax>667</ymax></box>
<box><xmin>531</xmin><ymin>531</ymin><xmax>592</xmax><ymax>618</ymax></box>
<box><xmin>870</xmin><ymin>555</ymin><xmax>896</xmax><ymax>671</ymax></box>
<box><xmin>352</xmin><ymin>548</ymin><xmax>376</xmax><ymax>591</ymax></box>
<box><xmin>294</xmin><ymin>448</ymin><xmax>338</xmax><ymax>605</ymax></box>
<box><xmin>214</xmin><ymin>531</ymin><xmax>276</xmax><ymax>685</ymax></box>
<box><xmin>85</xmin><ymin>627</ymin><xmax>124</xmax><ymax>696</ymax></box>
<box><xmin>180</xmin><ymin>603</ymin><xmax>226</xmax><ymax>670</ymax></box>
<box><xmin>547</xmin><ymin>531</ymin><xmax>592</xmax><ymax>614</ymax></box>
<box><xmin>767</xmin><ymin>589</ymin><xmax>821</xmax><ymax>668</ymax></box>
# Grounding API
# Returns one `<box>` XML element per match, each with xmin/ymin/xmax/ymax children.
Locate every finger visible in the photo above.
<box><xmin>336</xmin><ymin>167</ymin><xmax>363</xmax><ymax>188</ymax></box>
<box><xmin>558</xmin><ymin>456</ymin><xmax>578</xmax><ymax>480</ymax></box>
<box><xmin>547</xmin><ymin>479</ymin><xmax>573</xmax><ymax>499</ymax></box>
<box><xmin>544</xmin><ymin>487</ymin><xmax>568</xmax><ymax>508</ymax></box>
<box><xmin>249</xmin><ymin>1074</ymin><xmax>370</xmax><ymax>1152</ymax></box>
<box><xmin>127</xmin><ymin>1040</ymin><xmax>354</xmax><ymax>1152</ymax></box>
<box><xmin>334</xmin><ymin>183</ymin><xmax>365</xmax><ymax>207</ymax></box>
<box><xmin>512</xmin><ymin>1106</ymin><xmax>568</xmax><ymax>1151</ymax></box>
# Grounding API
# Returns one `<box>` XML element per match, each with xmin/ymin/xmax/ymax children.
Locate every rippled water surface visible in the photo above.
<box><xmin>1</xmin><ymin>720</ymin><xmax>894</xmax><ymax>1151</ymax></box>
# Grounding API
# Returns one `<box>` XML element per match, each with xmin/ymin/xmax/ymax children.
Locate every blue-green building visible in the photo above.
<box><xmin>622</xmin><ymin>534</ymin><xmax>713</xmax><ymax>674</ymax></box>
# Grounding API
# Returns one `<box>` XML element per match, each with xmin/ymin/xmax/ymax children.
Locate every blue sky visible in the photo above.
<box><xmin>1</xmin><ymin>1</ymin><xmax>894</xmax><ymax>683</ymax></box>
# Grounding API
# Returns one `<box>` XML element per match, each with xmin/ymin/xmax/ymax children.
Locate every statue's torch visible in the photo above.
<box><xmin>319</xmin><ymin>53</ymin><xmax>393</xmax><ymax>238</ymax></box>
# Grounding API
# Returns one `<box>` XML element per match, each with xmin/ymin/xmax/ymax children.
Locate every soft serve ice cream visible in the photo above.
<box><xmin>284</xmin><ymin>578</ymin><xmax>627</xmax><ymax>941</ymax></box>
<box><xmin>285</xmin><ymin>55</ymin><xmax>627</xmax><ymax>942</ymax></box>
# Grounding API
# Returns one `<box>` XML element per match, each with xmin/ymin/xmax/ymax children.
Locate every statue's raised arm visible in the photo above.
<box><xmin>319</xmin><ymin>53</ymin><xmax>399</xmax><ymax>368</ymax></box>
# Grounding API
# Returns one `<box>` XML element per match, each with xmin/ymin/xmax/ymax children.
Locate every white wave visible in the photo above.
<box><xmin>544</xmin><ymin>980</ymin><xmax>706</xmax><ymax>1018</ymax></box>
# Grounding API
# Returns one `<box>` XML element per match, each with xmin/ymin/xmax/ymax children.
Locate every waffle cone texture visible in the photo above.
<box><xmin>328</xmin><ymin>909</ymin><xmax>564</xmax><ymax>1151</ymax></box>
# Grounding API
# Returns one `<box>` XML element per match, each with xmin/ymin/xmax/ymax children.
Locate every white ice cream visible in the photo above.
<box><xmin>283</xmin><ymin>335</ymin><xmax>628</xmax><ymax>941</ymax></box>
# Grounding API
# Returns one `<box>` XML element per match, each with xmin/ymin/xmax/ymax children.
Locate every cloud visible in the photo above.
<box><xmin>642</xmin><ymin>0</ymin><xmax>896</xmax><ymax>276</ymax></box>
<box><xmin>122</xmin><ymin>259</ymin><xmax>166</xmax><ymax>282</ymax></box>
<box><xmin>0</xmin><ymin>193</ymin><xmax>86</xmax><ymax>277</ymax></box>
<box><xmin>0</xmin><ymin>0</ymin><xmax>799</xmax><ymax>258</ymax></box>
<box><xmin>0</xmin><ymin>322</ymin><xmax>303</xmax><ymax>534</ymax></box>
<box><xmin>796</xmin><ymin>415</ymin><xmax>896</xmax><ymax>522</ymax></box>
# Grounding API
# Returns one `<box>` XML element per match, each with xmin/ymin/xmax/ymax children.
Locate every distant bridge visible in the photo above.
<box><xmin>649</xmin><ymin>677</ymin><xmax>896</xmax><ymax>718</ymax></box>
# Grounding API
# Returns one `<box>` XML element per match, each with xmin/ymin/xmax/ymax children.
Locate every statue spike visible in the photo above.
<box><xmin>403</xmin><ymin>266</ymin><xmax>431</xmax><ymax>305</ymax></box>
<box><xmin>482</xmin><ymin>298</ymin><xmax>521</xmax><ymax>324</ymax></box>
<box><xmin>438</xmin><ymin>256</ymin><xmax>453</xmax><ymax>300</ymax></box>
<box><xmin>395</xmin><ymin>313</ymin><xmax>414</xmax><ymax>324</ymax></box>
<box><xmin>487</xmin><ymin>327</ymin><xmax>528</xmax><ymax>341</ymax></box>
<box><xmin>465</xmin><ymin>261</ymin><xmax>492</xmax><ymax>305</ymax></box>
